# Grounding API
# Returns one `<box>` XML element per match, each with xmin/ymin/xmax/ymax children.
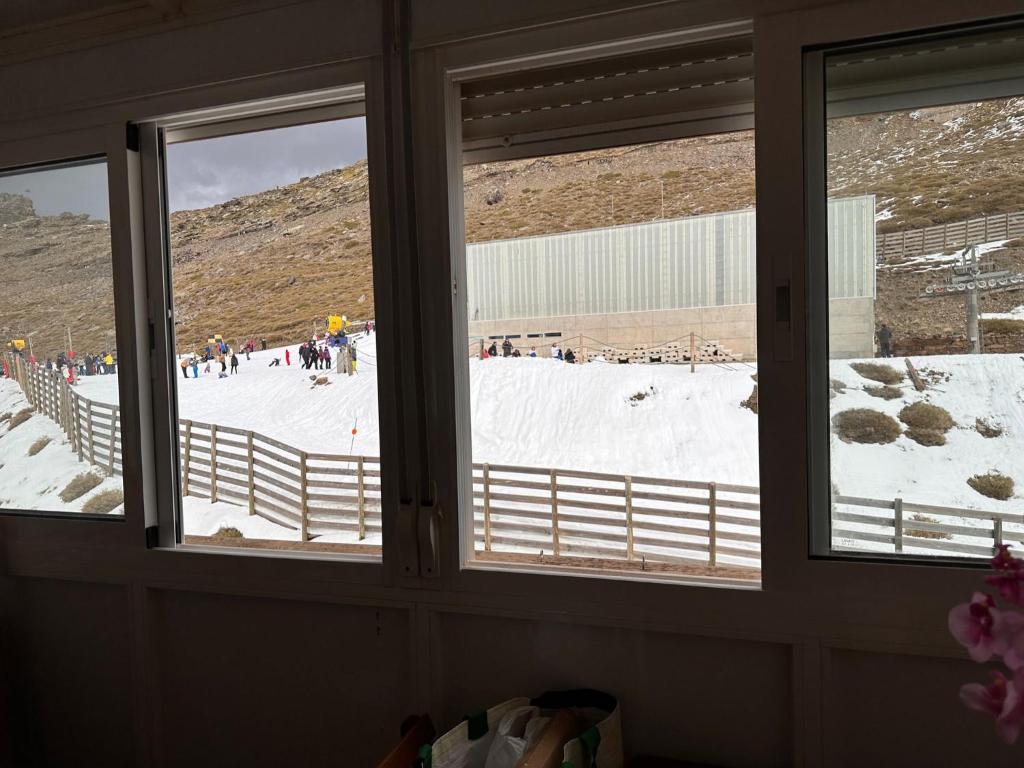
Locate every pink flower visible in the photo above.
<box><xmin>950</xmin><ymin>592</ymin><xmax>999</xmax><ymax>662</ymax></box>
<box><xmin>993</xmin><ymin>611</ymin><xmax>1024</xmax><ymax>671</ymax></box>
<box><xmin>987</xmin><ymin>545</ymin><xmax>1024</xmax><ymax>606</ymax></box>
<box><xmin>961</xmin><ymin>670</ymin><xmax>1024</xmax><ymax>744</ymax></box>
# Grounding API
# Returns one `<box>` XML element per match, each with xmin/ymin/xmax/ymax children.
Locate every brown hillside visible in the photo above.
<box><xmin>2</xmin><ymin>95</ymin><xmax>1024</xmax><ymax>359</ymax></box>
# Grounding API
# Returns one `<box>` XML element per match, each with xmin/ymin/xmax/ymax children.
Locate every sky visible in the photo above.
<box><xmin>166</xmin><ymin>117</ymin><xmax>368</xmax><ymax>212</ymax></box>
<box><xmin>0</xmin><ymin>117</ymin><xmax>368</xmax><ymax>221</ymax></box>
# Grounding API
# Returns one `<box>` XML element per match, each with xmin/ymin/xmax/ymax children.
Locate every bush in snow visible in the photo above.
<box><xmin>82</xmin><ymin>489</ymin><xmax>124</xmax><ymax>515</ymax></box>
<box><xmin>899</xmin><ymin>401</ymin><xmax>955</xmax><ymax>432</ymax></box>
<box><xmin>830</xmin><ymin>379</ymin><xmax>847</xmax><ymax>393</ymax></box>
<box><xmin>905</xmin><ymin>426</ymin><xmax>946</xmax><ymax>446</ymax></box>
<box><xmin>27</xmin><ymin>437</ymin><xmax>51</xmax><ymax>456</ymax></box>
<box><xmin>741</xmin><ymin>384</ymin><xmax>758</xmax><ymax>414</ymax></box>
<box><xmin>0</xmin><ymin>411</ymin><xmax>11</xmax><ymax>423</ymax></box>
<box><xmin>59</xmin><ymin>472</ymin><xmax>103</xmax><ymax>502</ymax></box>
<box><xmin>850</xmin><ymin>362</ymin><xmax>903</xmax><ymax>385</ymax></box>
<box><xmin>832</xmin><ymin>408</ymin><xmax>901</xmax><ymax>444</ymax></box>
<box><xmin>904</xmin><ymin>513</ymin><xmax>950</xmax><ymax>540</ymax></box>
<box><xmin>968</xmin><ymin>472</ymin><xmax>1015</xmax><ymax>501</ymax></box>
<box><xmin>976</xmin><ymin>418</ymin><xmax>1004</xmax><ymax>439</ymax></box>
<box><xmin>7</xmin><ymin>408</ymin><xmax>33</xmax><ymax>429</ymax></box>
<box><xmin>213</xmin><ymin>526</ymin><xmax>244</xmax><ymax>539</ymax></box>
<box><xmin>864</xmin><ymin>385</ymin><xmax>902</xmax><ymax>400</ymax></box>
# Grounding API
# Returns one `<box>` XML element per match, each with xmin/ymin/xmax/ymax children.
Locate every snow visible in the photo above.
<box><xmin>16</xmin><ymin>327</ymin><xmax>1024</xmax><ymax>558</ymax></box>
<box><xmin>879</xmin><ymin>239</ymin><xmax>1009</xmax><ymax>274</ymax></box>
<box><xmin>982</xmin><ymin>305</ymin><xmax>1024</xmax><ymax>321</ymax></box>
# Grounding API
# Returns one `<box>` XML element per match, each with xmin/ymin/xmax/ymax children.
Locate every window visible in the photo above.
<box><xmin>811</xmin><ymin>24</ymin><xmax>1024</xmax><ymax>560</ymax></box>
<box><xmin>145</xmin><ymin>90</ymin><xmax>384</xmax><ymax>555</ymax></box>
<box><xmin>453</xmin><ymin>31</ymin><xmax>764</xmax><ymax>582</ymax></box>
<box><xmin>0</xmin><ymin>158</ymin><xmax>126</xmax><ymax>517</ymax></box>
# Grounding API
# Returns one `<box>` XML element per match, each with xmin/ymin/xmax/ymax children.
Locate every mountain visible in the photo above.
<box><xmin>2</xmin><ymin>95</ymin><xmax>1023</xmax><ymax>359</ymax></box>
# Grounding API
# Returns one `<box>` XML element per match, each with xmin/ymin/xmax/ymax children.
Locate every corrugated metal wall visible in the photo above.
<box><xmin>466</xmin><ymin>195</ymin><xmax>874</xmax><ymax>321</ymax></box>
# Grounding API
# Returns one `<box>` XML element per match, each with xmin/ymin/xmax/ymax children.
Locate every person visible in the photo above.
<box><xmin>45</xmin><ymin>357</ymin><xmax>53</xmax><ymax>371</ymax></box>
<box><xmin>260</xmin><ymin>338</ymin><xmax>267</xmax><ymax>351</ymax></box>
<box><xmin>528</xmin><ymin>346</ymin><xmax>537</xmax><ymax>358</ymax></box>
<box><xmin>104</xmin><ymin>352</ymin><xmax>115</xmax><ymax>374</ymax></box>
<box><xmin>218</xmin><ymin>354</ymin><xmax>227</xmax><ymax>374</ymax></box>
<box><xmin>322</xmin><ymin>345</ymin><xmax>331</xmax><ymax>369</ymax></box>
<box><xmin>876</xmin><ymin>323</ymin><xmax>893</xmax><ymax>358</ymax></box>
<box><xmin>203</xmin><ymin>359</ymin><xmax>211</xmax><ymax>374</ymax></box>
<box><xmin>285</xmin><ymin>348</ymin><xmax>291</xmax><ymax>366</ymax></box>
<box><xmin>180</xmin><ymin>357</ymin><xmax>189</xmax><ymax>379</ymax></box>
<box><xmin>488</xmin><ymin>341</ymin><xmax>498</xmax><ymax>357</ymax></box>
<box><xmin>299</xmin><ymin>343</ymin><xmax>309</xmax><ymax>369</ymax></box>
<box><xmin>551</xmin><ymin>344</ymin><xmax>562</xmax><ymax>360</ymax></box>
<box><xmin>218</xmin><ymin>370</ymin><xmax>228</xmax><ymax>379</ymax></box>
<box><xmin>481</xmin><ymin>346</ymin><xmax>490</xmax><ymax>359</ymax></box>
<box><xmin>512</xmin><ymin>348</ymin><xmax>521</xmax><ymax>358</ymax></box>
<box><xmin>244</xmin><ymin>345</ymin><xmax>250</xmax><ymax>361</ymax></box>
<box><xmin>502</xmin><ymin>337</ymin><xmax>513</xmax><ymax>357</ymax></box>
<box><xmin>191</xmin><ymin>358</ymin><xmax>199</xmax><ymax>378</ymax></box>
<box><xmin>565</xmin><ymin>348</ymin><xmax>576</xmax><ymax>364</ymax></box>
<box><xmin>268</xmin><ymin>357</ymin><xmax>281</xmax><ymax>367</ymax></box>
<box><xmin>230</xmin><ymin>352</ymin><xmax>239</xmax><ymax>375</ymax></box>
<box><xmin>350</xmin><ymin>342</ymin><xmax>358</xmax><ymax>374</ymax></box>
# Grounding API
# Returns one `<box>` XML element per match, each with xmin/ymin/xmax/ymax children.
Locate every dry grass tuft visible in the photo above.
<box><xmin>832</xmin><ymin>409</ymin><xmax>901</xmax><ymax>444</ymax></box>
<box><xmin>27</xmin><ymin>436</ymin><xmax>51</xmax><ymax>456</ymax></box>
<box><xmin>8</xmin><ymin>408</ymin><xmax>33</xmax><ymax>429</ymax></box>
<box><xmin>899</xmin><ymin>402</ymin><xmax>955</xmax><ymax>432</ymax></box>
<box><xmin>905</xmin><ymin>426</ymin><xmax>947</xmax><ymax>446</ymax></box>
<box><xmin>59</xmin><ymin>472</ymin><xmax>104</xmax><ymax>503</ymax></box>
<box><xmin>213</xmin><ymin>526</ymin><xmax>244</xmax><ymax>539</ymax></box>
<box><xmin>864</xmin><ymin>385</ymin><xmax>902</xmax><ymax>400</ymax></box>
<box><xmin>0</xmin><ymin>411</ymin><xmax>11</xmax><ymax>422</ymax></box>
<box><xmin>741</xmin><ymin>384</ymin><xmax>758</xmax><ymax>414</ymax></box>
<box><xmin>81</xmin><ymin>489</ymin><xmax>124</xmax><ymax>514</ymax></box>
<box><xmin>903</xmin><ymin>514</ymin><xmax>951</xmax><ymax>540</ymax></box>
<box><xmin>968</xmin><ymin>472</ymin><xmax>1014</xmax><ymax>501</ymax></box>
<box><xmin>982</xmin><ymin>319</ymin><xmax>1024</xmax><ymax>335</ymax></box>
<box><xmin>850</xmin><ymin>362</ymin><xmax>904</xmax><ymax>385</ymax></box>
<box><xmin>976</xmin><ymin>418</ymin><xmax>1004</xmax><ymax>439</ymax></box>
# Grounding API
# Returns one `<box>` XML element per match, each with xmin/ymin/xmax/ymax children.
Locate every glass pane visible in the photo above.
<box><xmin>825</xmin><ymin>36</ymin><xmax>1024</xmax><ymax>558</ymax></box>
<box><xmin>462</xmin><ymin>136</ymin><xmax>761</xmax><ymax>582</ymax></box>
<box><xmin>0</xmin><ymin>159</ymin><xmax>125</xmax><ymax>515</ymax></box>
<box><xmin>162</xmin><ymin>115</ymin><xmax>381</xmax><ymax>554</ymax></box>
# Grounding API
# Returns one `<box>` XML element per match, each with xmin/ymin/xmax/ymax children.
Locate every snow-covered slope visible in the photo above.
<box><xmin>70</xmin><ymin>333</ymin><xmax>1024</xmax><ymax>515</ymax></box>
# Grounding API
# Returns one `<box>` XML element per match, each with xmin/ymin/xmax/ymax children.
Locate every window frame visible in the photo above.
<box><xmin>435</xmin><ymin>21</ymin><xmax>766</xmax><ymax>597</ymax></box>
<box><xmin>127</xmin><ymin>59</ymin><xmax>408</xmax><ymax>584</ymax></box>
<box><xmin>0</xmin><ymin>128</ymin><xmax>142</xmax><ymax>534</ymax></box>
<box><xmin>804</xmin><ymin>19</ymin><xmax>1024</xmax><ymax>568</ymax></box>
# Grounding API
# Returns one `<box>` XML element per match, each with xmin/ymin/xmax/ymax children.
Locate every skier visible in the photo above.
<box><xmin>203</xmin><ymin>359</ymin><xmax>211</xmax><ymax>374</ymax></box>
<box><xmin>502</xmin><ymin>337</ymin><xmax>513</xmax><ymax>357</ymax></box>
<box><xmin>876</xmin><ymin>323</ymin><xmax>894</xmax><ymax>358</ymax></box>
<box><xmin>230</xmin><ymin>352</ymin><xmax>239</xmax><ymax>375</ymax></box>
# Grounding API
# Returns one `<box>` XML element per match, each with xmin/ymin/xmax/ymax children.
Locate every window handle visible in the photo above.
<box><xmin>774</xmin><ymin>279</ymin><xmax>793</xmax><ymax>361</ymax></box>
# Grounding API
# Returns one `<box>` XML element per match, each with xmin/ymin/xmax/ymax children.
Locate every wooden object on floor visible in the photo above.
<box><xmin>516</xmin><ymin>710</ymin><xmax>578</xmax><ymax>768</ymax></box>
<box><xmin>376</xmin><ymin>714</ymin><xmax>434</xmax><ymax>768</ymax></box>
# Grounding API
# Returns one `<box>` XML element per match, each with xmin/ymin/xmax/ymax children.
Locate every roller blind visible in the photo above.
<box><xmin>460</xmin><ymin>34</ymin><xmax>754</xmax><ymax>163</ymax></box>
<box><xmin>826</xmin><ymin>25</ymin><xmax>1024</xmax><ymax>118</ymax></box>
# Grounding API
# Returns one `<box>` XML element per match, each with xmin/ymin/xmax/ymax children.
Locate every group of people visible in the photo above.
<box><xmin>483</xmin><ymin>338</ymin><xmax>576</xmax><ymax>364</ymax></box>
<box><xmin>180</xmin><ymin>349</ymin><xmax>239</xmax><ymax>379</ymax></box>
<box><xmin>19</xmin><ymin>349</ymin><xmax>116</xmax><ymax>379</ymax></box>
<box><xmin>298</xmin><ymin>340</ymin><xmax>332</xmax><ymax>370</ymax></box>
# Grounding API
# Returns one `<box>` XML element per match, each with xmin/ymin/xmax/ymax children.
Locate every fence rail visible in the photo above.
<box><xmin>877</xmin><ymin>210</ymin><xmax>1024</xmax><ymax>260</ymax></box>
<box><xmin>5</xmin><ymin>354</ymin><xmax>1021</xmax><ymax>566</ymax></box>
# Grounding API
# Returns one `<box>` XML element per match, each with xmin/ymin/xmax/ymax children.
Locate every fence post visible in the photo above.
<box><xmin>550</xmin><ymin>469</ymin><xmax>560</xmax><ymax>556</ymax></box>
<box><xmin>483</xmin><ymin>463</ymin><xmax>492</xmax><ymax>551</ymax></box>
<box><xmin>357</xmin><ymin>456</ymin><xmax>366</xmax><ymax>541</ymax></box>
<box><xmin>299</xmin><ymin>451</ymin><xmax>309</xmax><ymax>542</ymax></box>
<box><xmin>247</xmin><ymin>431</ymin><xmax>255</xmax><ymax>515</ymax></box>
<box><xmin>994</xmin><ymin>517</ymin><xmax>1004</xmax><ymax>552</ymax></box>
<box><xmin>894</xmin><ymin>497</ymin><xmax>904</xmax><ymax>553</ymax></box>
<box><xmin>708</xmin><ymin>481</ymin><xmax>717</xmax><ymax>567</ymax></box>
<box><xmin>86</xmin><ymin>405</ymin><xmax>95</xmax><ymax>465</ymax></box>
<box><xmin>73</xmin><ymin>395</ymin><xmax>83</xmax><ymax>462</ymax></box>
<box><xmin>108</xmin><ymin>407</ymin><xmax>118</xmax><ymax>475</ymax></box>
<box><xmin>182</xmin><ymin>420</ymin><xmax>192</xmax><ymax>497</ymax></box>
<box><xmin>625</xmin><ymin>475</ymin><xmax>634</xmax><ymax>561</ymax></box>
<box><xmin>689</xmin><ymin>331</ymin><xmax>696</xmax><ymax>373</ymax></box>
<box><xmin>209</xmin><ymin>424</ymin><xmax>219</xmax><ymax>503</ymax></box>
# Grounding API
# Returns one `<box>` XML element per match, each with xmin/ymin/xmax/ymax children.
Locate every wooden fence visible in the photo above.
<box><xmin>877</xmin><ymin>210</ymin><xmax>1024</xmax><ymax>260</ymax></box>
<box><xmin>6</xmin><ymin>353</ymin><xmax>1020</xmax><ymax>564</ymax></box>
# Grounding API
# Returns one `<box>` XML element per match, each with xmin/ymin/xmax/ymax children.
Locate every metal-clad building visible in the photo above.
<box><xmin>466</xmin><ymin>195</ymin><xmax>875</xmax><ymax>322</ymax></box>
